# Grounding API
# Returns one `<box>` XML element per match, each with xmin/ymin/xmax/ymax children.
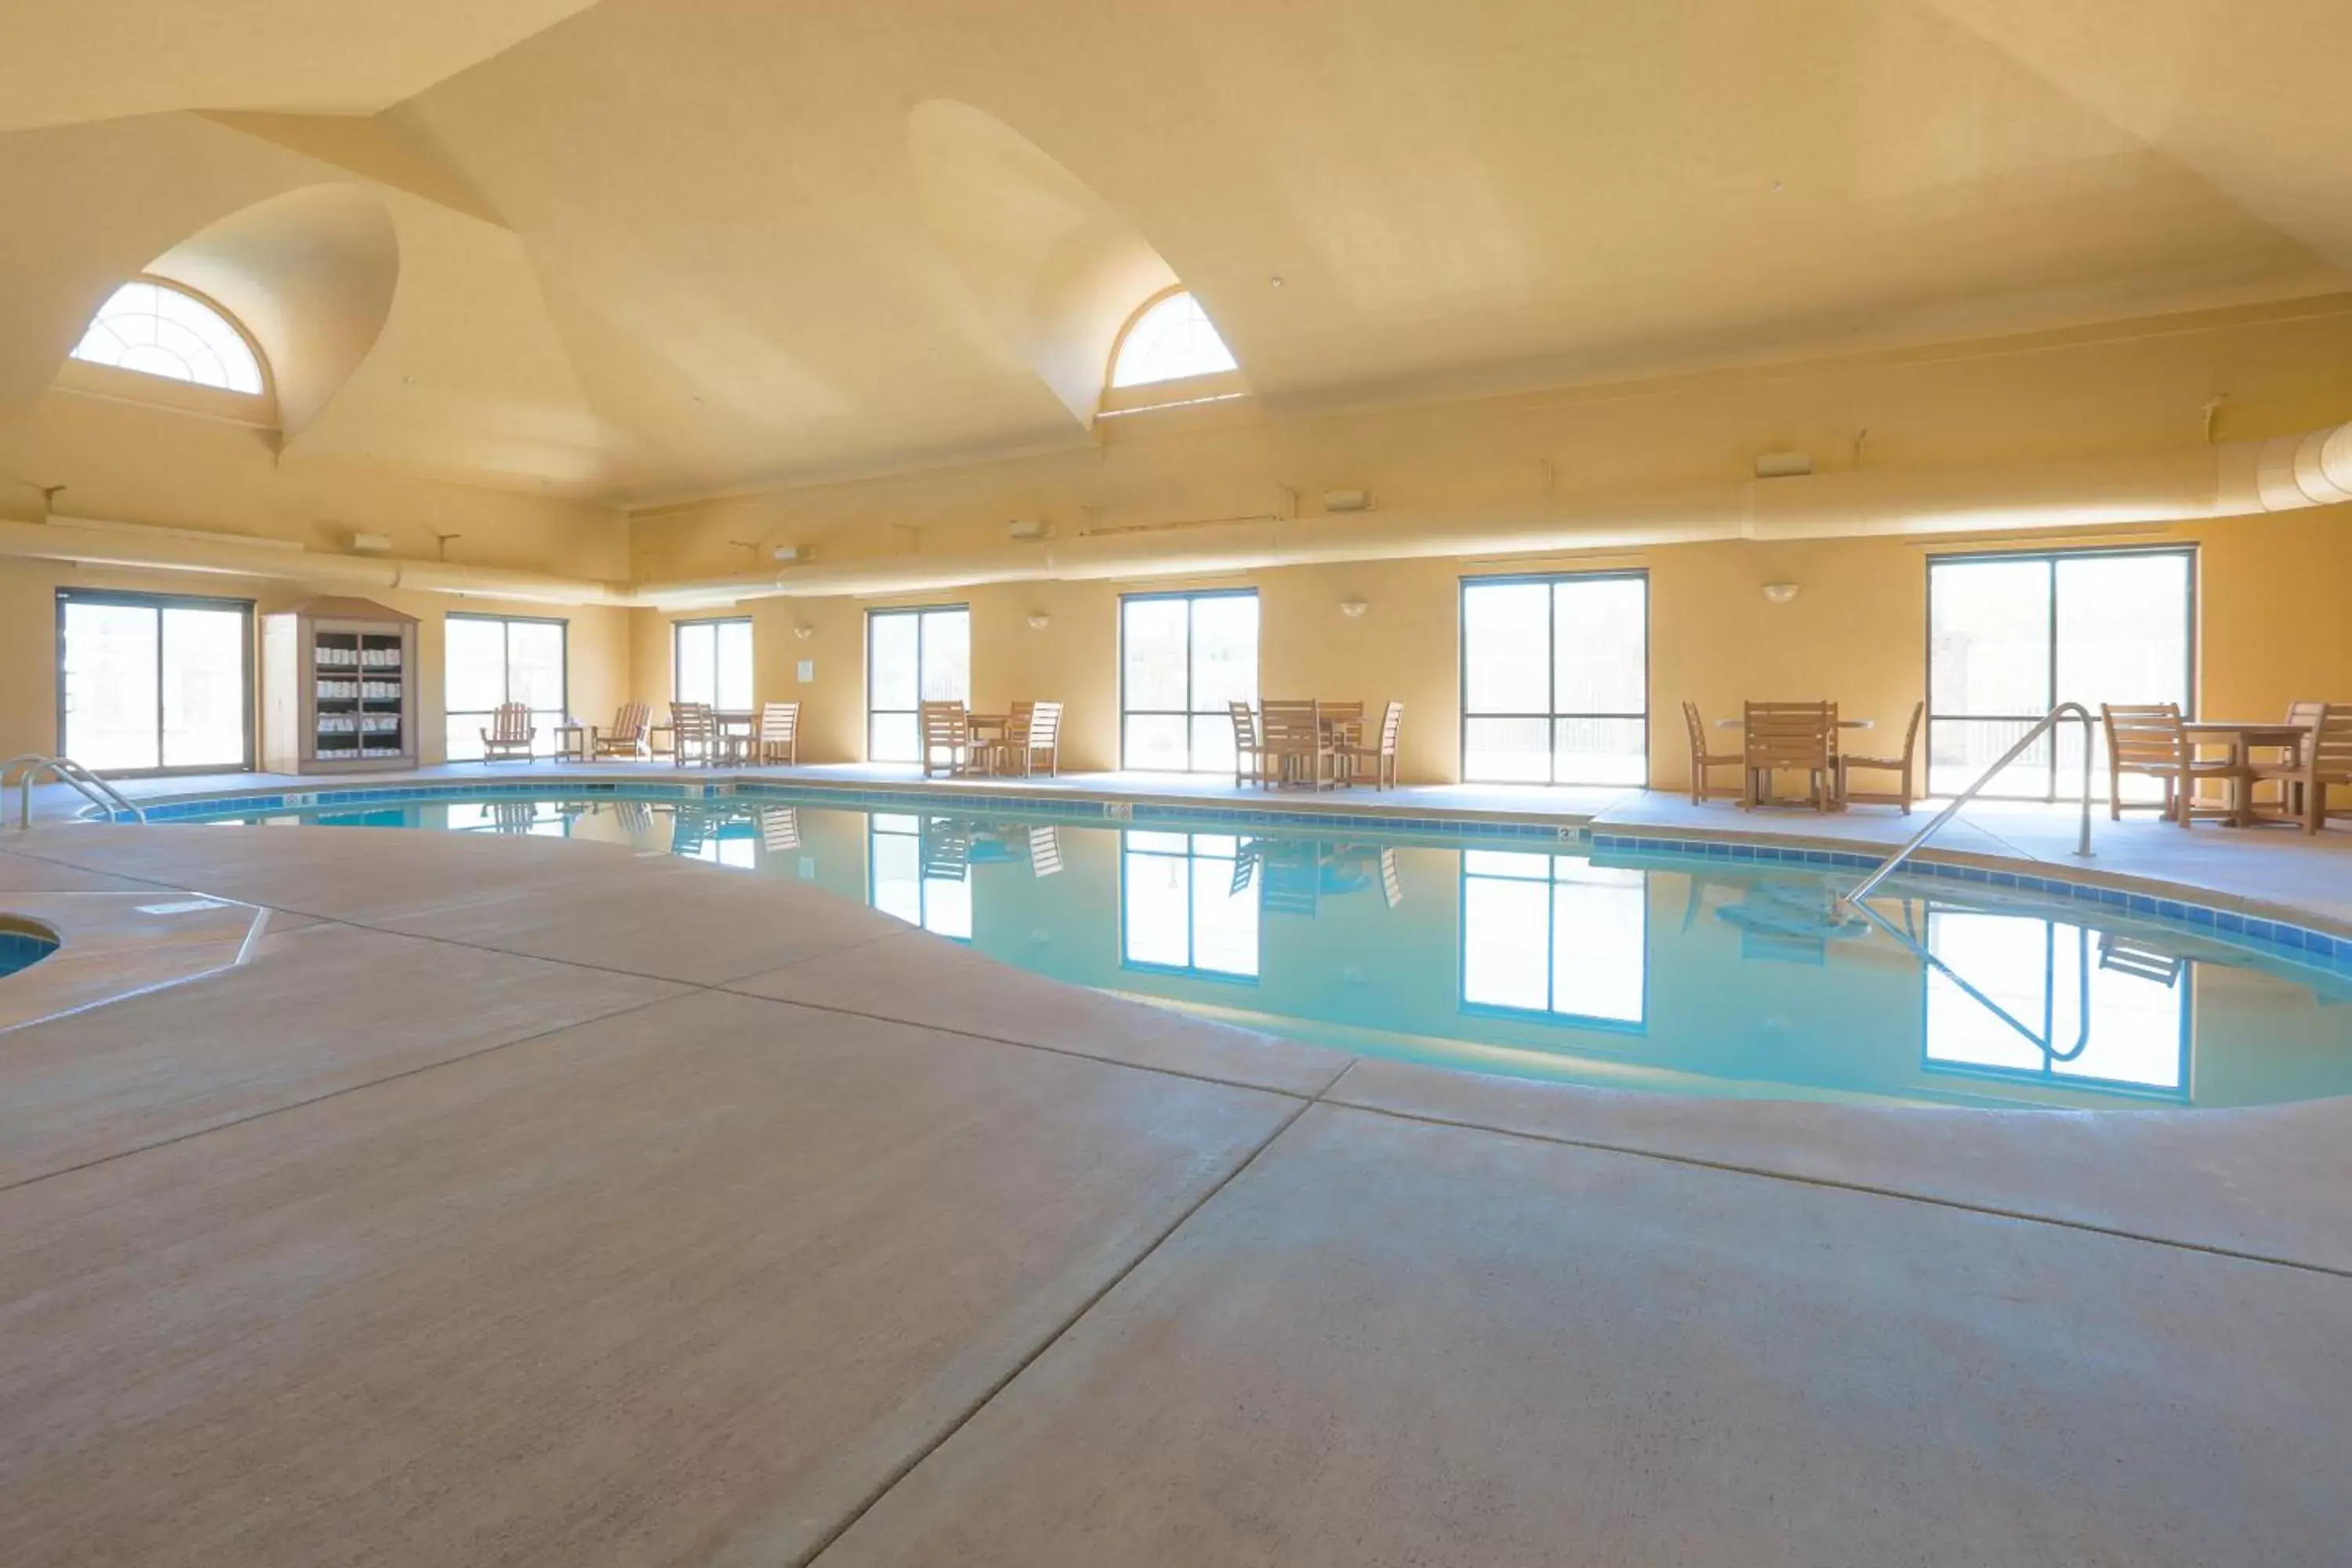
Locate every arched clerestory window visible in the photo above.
<box><xmin>1109</xmin><ymin>289</ymin><xmax>1238</xmax><ymax>389</ymax></box>
<box><xmin>71</xmin><ymin>279</ymin><xmax>267</xmax><ymax>395</ymax></box>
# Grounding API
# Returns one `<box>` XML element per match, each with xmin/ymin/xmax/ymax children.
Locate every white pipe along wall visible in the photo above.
<box><xmin>2</xmin><ymin>421</ymin><xmax>2346</xmax><ymax>608</ymax></box>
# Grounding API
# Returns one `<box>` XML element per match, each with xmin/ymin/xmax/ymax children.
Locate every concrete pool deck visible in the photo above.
<box><xmin>1</xmin><ymin>810</ymin><xmax>2349</xmax><ymax>1565</ymax></box>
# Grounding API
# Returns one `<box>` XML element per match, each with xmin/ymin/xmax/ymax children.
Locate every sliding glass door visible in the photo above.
<box><xmin>1120</xmin><ymin>590</ymin><xmax>1258</xmax><ymax>772</ymax></box>
<box><xmin>674</xmin><ymin>617</ymin><xmax>753</xmax><ymax>710</ymax></box>
<box><xmin>1927</xmin><ymin>549</ymin><xmax>2194</xmax><ymax>799</ymax></box>
<box><xmin>867</xmin><ymin>605</ymin><xmax>970</xmax><ymax>763</ymax></box>
<box><xmin>445</xmin><ymin>614</ymin><xmax>568</xmax><ymax>760</ymax></box>
<box><xmin>56</xmin><ymin>590</ymin><xmax>252</xmax><ymax>775</ymax></box>
<box><xmin>1461</xmin><ymin>572</ymin><xmax>1648</xmax><ymax>786</ymax></box>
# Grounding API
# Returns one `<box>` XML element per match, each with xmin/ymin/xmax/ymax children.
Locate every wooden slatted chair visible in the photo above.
<box><xmin>1000</xmin><ymin>699</ymin><xmax>1062</xmax><ymax>777</ymax></box>
<box><xmin>1681</xmin><ymin>702</ymin><xmax>1744</xmax><ymax>804</ymax></box>
<box><xmin>2264</xmin><ymin>701</ymin><xmax>2328</xmax><ymax>820</ymax></box>
<box><xmin>1261</xmin><ymin>699</ymin><xmax>1334</xmax><ymax>789</ymax></box>
<box><xmin>1741</xmin><ymin>701</ymin><xmax>1836</xmax><ymax>811</ymax></box>
<box><xmin>1229</xmin><ymin>702</ymin><xmax>1270</xmax><ymax>788</ymax></box>
<box><xmin>591</xmin><ymin>700</ymin><xmax>650</xmax><ymax>760</ymax></box>
<box><xmin>1838</xmin><ymin>701</ymin><xmax>1924</xmax><ymax>813</ymax></box>
<box><xmin>1337</xmin><ymin>700</ymin><xmax>1404</xmax><ymax>789</ymax></box>
<box><xmin>481</xmin><ymin>702</ymin><xmax>535</xmax><ymax>762</ymax></box>
<box><xmin>919</xmin><ymin>700</ymin><xmax>971</xmax><ymax>779</ymax></box>
<box><xmin>2102</xmin><ymin>703</ymin><xmax>2244</xmax><ymax>827</ymax></box>
<box><xmin>756</xmin><ymin>701</ymin><xmax>800</xmax><ymax>765</ymax></box>
<box><xmin>668</xmin><ymin>702</ymin><xmax>717</xmax><ymax>768</ymax></box>
<box><xmin>1321</xmin><ymin>700</ymin><xmax>1367</xmax><ymax>754</ymax></box>
<box><xmin>2250</xmin><ymin>702</ymin><xmax>2352</xmax><ymax>833</ymax></box>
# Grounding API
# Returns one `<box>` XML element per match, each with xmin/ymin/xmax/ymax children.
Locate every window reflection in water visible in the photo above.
<box><xmin>1924</xmin><ymin>909</ymin><xmax>2188</xmax><ymax>1096</ymax></box>
<box><xmin>1461</xmin><ymin>853</ymin><xmax>1646</xmax><ymax>1029</ymax></box>
<box><xmin>869</xmin><ymin>812</ymin><xmax>972</xmax><ymax>938</ymax></box>
<box><xmin>1121</xmin><ymin>832</ymin><xmax>1259</xmax><ymax>979</ymax></box>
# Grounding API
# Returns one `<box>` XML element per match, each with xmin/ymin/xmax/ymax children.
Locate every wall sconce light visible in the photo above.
<box><xmin>1761</xmin><ymin>583</ymin><xmax>1801</xmax><ymax>605</ymax></box>
<box><xmin>1338</xmin><ymin>597</ymin><xmax>1370</xmax><ymax>619</ymax></box>
<box><xmin>1027</xmin><ymin>612</ymin><xmax>1051</xmax><ymax>630</ymax></box>
<box><xmin>793</xmin><ymin>623</ymin><xmax>817</xmax><ymax>640</ymax></box>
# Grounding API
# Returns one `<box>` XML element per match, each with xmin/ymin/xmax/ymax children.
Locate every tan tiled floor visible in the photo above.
<box><xmin>0</xmin><ymin>818</ymin><xmax>2347</xmax><ymax>1565</ymax></box>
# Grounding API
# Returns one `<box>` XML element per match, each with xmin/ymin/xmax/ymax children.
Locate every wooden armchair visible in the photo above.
<box><xmin>1741</xmin><ymin>700</ymin><xmax>1836</xmax><ymax>810</ymax></box>
<box><xmin>2103</xmin><ymin>703</ymin><xmax>2243</xmax><ymax>826</ymax></box>
<box><xmin>2251</xmin><ymin>703</ymin><xmax>2352</xmax><ymax>833</ymax></box>
<box><xmin>1741</xmin><ymin>701</ymin><xmax>1836</xmax><ymax>811</ymax></box>
<box><xmin>999</xmin><ymin>699</ymin><xmax>1062</xmax><ymax>777</ymax></box>
<box><xmin>919</xmin><ymin>700</ymin><xmax>971</xmax><ymax>779</ymax></box>
<box><xmin>1261</xmin><ymin>699</ymin><xmax>1334</xmax><ymax>789</ymax></box>
<box><xmin>1838</xmin><ymin>701</ymin><xmax>1924</xmax><ymax>813</ymax></box>
<box><xmin>1338</xmin><ymin>700</ymin><xmax>1404</xmax><ymax>789</ymax></box>
<box><xmin>2263</xmin><ymin>701</ymin><xmax>2328</xmax><ymax>820</ymax></box>
<box><xmin>591</xmin><ymin>700</ymin><xmax>649</xmax><ymax>759</ymax></box>
<box><xmin>1681</xmin><ymin>702</ymin><xmax>1743</xmax><ymax>804</ymax></box>
<box><xmin>481</xmin><ymin>702</ymin><xmax>535</xmax><ymax>761</ymax></box>
<box><xmin>669</xmin><ymin>702</ymin><xmax>717</xmax><ymax>768</ymax></box>
<box><xmin>756</xmin><ymin>701</ymin><xmax>800</xmax><ymax>765</ymax></box>
<box><xmin>1321</xmin><ymin>701</ymin><xmax>1367</xmax><ymax>751</ymax></box>
<box><xmin>1229</xmin><ymin>701</ymin><xmax>1270</xmax><ymax>788</ymax></box>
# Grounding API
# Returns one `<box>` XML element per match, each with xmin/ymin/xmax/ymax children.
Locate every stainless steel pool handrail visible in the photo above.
<box><xmin>1843</xmin><ymin>895</ymin><xmax>2094</xmax><ymax>1063</ymax></box>
<box><xmin>1841</xmin><ymin>702</ymin><xmax>2094</xmax><ymax>909</ymax></box>
<box><xmin>4</xmin><ymin>754</ymin><xmax>146</xmax><ymax>828</ymax></box>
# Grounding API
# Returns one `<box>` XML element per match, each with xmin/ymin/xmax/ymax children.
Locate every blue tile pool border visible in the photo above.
<box><xmin>0</xmin><ymin>917</ymin><xmax>61</xmax><ymax>978</ymax></box>
<box><xmin>87</xmin><ymin>779</ymin><xmax>2352</xmax><ymax>976</ymax></box>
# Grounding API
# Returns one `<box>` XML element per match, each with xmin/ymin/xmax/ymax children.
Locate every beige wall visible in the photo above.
<box><xmin>626</xmin><ymin>504</ymin><xmax>2352</xmax><ymax>788</ymax></box>
<box><xmin>0</xmin><ymin>390</ymin><xmax>633</xmax><ymax>764</ymax></box>
<box><xmin>625</xmin><ymin>297</ymin><xmax>2352</xmax><ymax>585</ymax></box>
<box><xmin>0</xmin><ymin>555</ymin><xmax>633</xmax><ymax>768</ymax></box>
<box><xmin>7</xmin><ymin>292</ymin><xmax>2352</xmax><ymax>782</ymax></box>
<box><xmin>614</xmin><ymin>294</ymin><xmax>2352</xmax><ymax>786</ymax></box>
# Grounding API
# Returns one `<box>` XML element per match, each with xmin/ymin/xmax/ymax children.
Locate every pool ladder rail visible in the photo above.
<box><xmin>1838</xmin><ymin>702</ymin><xmax>2097</xmax><ymax>1063</ymax></box>
<box><xmin>2</xmin><ymin>754</ymin><xmax>147</xmax><ymax>828</ymax></box>
<box><xmin>1840</xmin><ymin>702</ymin><xmax>2095</xmax><ymax>909</ymax></box>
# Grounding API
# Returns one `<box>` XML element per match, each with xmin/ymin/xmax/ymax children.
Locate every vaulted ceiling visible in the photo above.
<box><xmin>3</xmin><ymin>0</ymin><xmax>2348</xmax><ymax>510</ymax></box>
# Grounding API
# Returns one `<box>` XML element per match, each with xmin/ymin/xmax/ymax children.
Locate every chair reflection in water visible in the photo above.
<box><xmin>1230</xmin><ymin>839</ymin><xmax>1403</xmax><ymax>916</ymax></box>
<box><xmin>1028</xmin><ymin>826</ymin><xmax>1064</xmax><ymax>877</ymax></box>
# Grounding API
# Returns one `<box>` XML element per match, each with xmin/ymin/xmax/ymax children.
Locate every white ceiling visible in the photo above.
<box><xmin>2</xmin><ymin>0</ymin><xmax>2347</xmax><ymax>510</ymax></box>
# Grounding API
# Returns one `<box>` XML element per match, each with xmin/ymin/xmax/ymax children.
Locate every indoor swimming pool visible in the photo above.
<box><xmin>0</xmin><ymin>917</ymin><xmax>60</xmax><ymax>979</ymax></box>
<box><xmin>171</xmin><ymin>790</ymin><xmax>2352</xmax><ymax>1111</ymax></box>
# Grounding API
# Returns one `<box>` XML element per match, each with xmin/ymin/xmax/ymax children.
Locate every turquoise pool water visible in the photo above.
<box><xmin>184</xmin><ymin>792</ymin><xmax>2352</xmax><ymax>1110</ymax></box>
<box><xmin>0</xmin><ymin>918</ymin><xmax>60</xmax><ymax>978</ymax></box>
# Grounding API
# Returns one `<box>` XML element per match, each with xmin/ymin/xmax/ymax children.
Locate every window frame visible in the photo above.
<box><xmin>1098</xmin><ymin>285</ymin><xmax>1250</xmax><ymax>417</ymax></box>
<box><xmin>1117</xmin><ymin>587</ymin><xmax>1261</xmax><ymax>774</ymax></box>
<box><xmin>864</xmin><ymin>604</ymin><xmax>971</xmax><ymax>764</ymax></box>
<box><xmin>1457</xmin><ymin>569</ymin><xmax>1650</xmax><ymax>787</ymax></box>
<box><xmin>1456</xmin><ymin>851</ymin><xmax>1649</xmax><ymax>1034</ymax></box>
<box><xmin>1918</xmin><ymin>904</ymin><xmax>2192</xmax><ymax>1103</ymax></box>
<box><xmin>444</xmin><ymin>612</ymin><xmax>569</xmax><ymax>761</ymax></box>
<box><xmin>53</xmin><ymin>587</ymin><xmax>256</xmax><ymax>777</ymax></box>
<box><xmin>1116</xmin><ymin>829</ymin><xmax>1263</xmax><ymax>985</ymax></box>
<box><xmin>671</xmin><ymin>615</ymin><xmax>754</xmax><ymax>710</ymax></box>
<box><xmin>1924</xmin><ymin>545</ymin><xmax>2198</xmax><ymax>802</ymax></box>
<box><xmin>69</xmin><ymin>276</ymin><xmax>272</xmax><ymax>400</ymax></box>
